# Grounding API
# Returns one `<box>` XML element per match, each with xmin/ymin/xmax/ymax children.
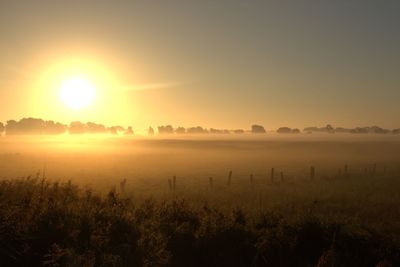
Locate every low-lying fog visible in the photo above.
<box><xmin>1</xmin><ymin>134</ymin><xmax>399</xmax><ymax>191</ymax></box>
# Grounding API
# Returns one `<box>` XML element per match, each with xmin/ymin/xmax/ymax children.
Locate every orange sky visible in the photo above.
<box><xmin>1</xmin><ymin>1</ymin><xmax>399</xmax><ymax>130</ymax></box>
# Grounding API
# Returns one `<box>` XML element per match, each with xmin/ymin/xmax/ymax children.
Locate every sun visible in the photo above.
<box><xmin>59</xmin><ymin>77</ymin><xmax>96</xmax><ymax>110</ymax></box>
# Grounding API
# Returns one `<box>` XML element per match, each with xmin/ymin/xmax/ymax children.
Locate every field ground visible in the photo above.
<box><xmin>0</xmin><ymin>135</ymin><xmax>400</xmax><ymax>266</ymax></box>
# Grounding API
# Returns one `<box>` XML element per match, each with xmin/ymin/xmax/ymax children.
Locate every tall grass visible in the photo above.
<box><xmin>0</xmin><ymin>171</ymin><xmax>400</xmax><ymax>266</ymax></box>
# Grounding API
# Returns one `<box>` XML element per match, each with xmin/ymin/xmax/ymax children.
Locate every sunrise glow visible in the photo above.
<box><xmin>59</xmin><ymin>77</ymin><xmax>96</xmax><ymax>110</ymax></box>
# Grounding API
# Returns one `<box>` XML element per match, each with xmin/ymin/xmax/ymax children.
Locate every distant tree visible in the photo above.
<box><xmin>148</xmin><ymin>127</ymin><xmax>155</xmax><ymax>135</ymax></box>
<box><xmin>108</xmin><ymin>127</ymin><xmax>117</xmax><ymax>135</ymax></box>
<box><xmin>303</xmin><ymin>126</ymin><xmax>319</xmax><ymax>133</ymax></box>
<box><xmin>277</xmin><ymin>127</ymin><xmax>300</xmax><ymax>134</ymax></box>
<box><xmin>114</xmin><ymin>126</ymin><xmax>125</xmax><ymax>132</ymax></box>
<box><xmin>69</xmin><ymin>121</ymin><xmax>86</xmax><ymax>134</ymax></box>
<box><xmin>326</xmin><ymin>124</ymin><xmax>334</xmax><ymax>133</ymax></box>
<box><xmin>393</xmin><ymin>129</ymin><xmax>400</xmax><ymax>134</ymax></box>
<box><xmin>107</xmin><ymin>126</ymin><xmax>125</xmax><ymax>135</ymax></box>
<box><xmin>45</xmin><ymin>120</ymin><xmax>67</xmax><ymax>134</ymax></box>
<box><xmin>350</xmin><ymin>126</ymin><xmax>390</xmax><ymax>134</ymax></box>
<box><xmin>0</xmin><ymin>122</ymin><xmax>4</xmax><ymax>134</ymax></box>
<box><xmin>187</xmin><ymin>126</ymin><xmax>208</xmax><ymax>134</ymax></box>
<box><xmin>86</xmin><ymin>122</ymin><xmax>106</xmax><ymax>133</ymax></box>
<box><xmin>210</xmin><ymin>128</ymin><xmax>224</xmax><ymax>134</ymax></box>
<box><xmin>292</xmin><ymin>128</ymin><xmax>300</xmax><ymax>134</ymax></box>
<box><xmin>158</xmin><ymin>125</ymin><xmax>174</xmax><ymax>134</ymax></box>
<box><xmin>208</xmin><ymin>128</ymin><xmax>230</xmax><ymax>134</ymax></box>
<box><xmin>233</xmin><ymin>129</ymin><xmax>245</xmax><ymax>134</ymax></box>
<box><xmin>370</xmin><ymin>126</ymin><xmax>390</xmax><ymax>134</ymax></box>
<box><xmin>5</xmin><ymin>120</ymin><xmax>17</xmax><ymax>135</ymax></box>
<box><xmin>335</xmin><ymin>127</ymin><xmax>352</xmax><ymax>133</ymax></box>
<box><xmin>352</xmin><ymin>127</ymin><xmax>369</xmax><ymax>134</ymax></box>
<box><xmin>277</xmin><ymin>127</ymin><xmax>292</xmax><ymax>134</ymax></box>
<box><xmin>6</xmin><ymin>118</ymin><xmax>45</xmax><ymax>135</ymax></box>
<box><xmin>175</xmin><ymin>127</ymin><xmax>186</xmax><ymax>134</ymax></box>
<box><xmin>124</xmin><ymin>126</ymin><xmax>134</xmax><ymax>135</ymax></box>
<box><xmin>251</xmin><ymin>124</ymin><xmax>266</xmax><ymax>133</ymax></box>
<box><xmin>2</xmin><ymin>118</ymin><xmax>67</xmax><ymax>135</ymax></box>
<box><xmin>303</xmin><ymin>125</ymin><xmax>334</xmax><ymax>133</ymax></box>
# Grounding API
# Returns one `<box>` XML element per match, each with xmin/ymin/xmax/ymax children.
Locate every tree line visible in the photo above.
<box><xmin>0</xmin><ymin>119</ymin><xmax>399</xmax><ymax>136</ymax></box>
<box><xmin>0</xmin><ymin>118</ymin><xmax>133</xmax><ymax>135</ymax></box>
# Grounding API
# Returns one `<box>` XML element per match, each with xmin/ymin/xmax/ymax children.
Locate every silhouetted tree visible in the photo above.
<box><xmin>187</xmin><ymin>126</ymin><xmax>208</xmax><ymax>134</ymax></box>
<box><xmin>148</xmin><ymin>126</ymin><xmax>154</xmax><ymax>135</ymax></box>
<box><xmin>303</xmin><ymin>125</ymin><xmax>335</xmax><ymax>133</ymax></box>
<box><xmin>0</xmin><ymin>122</ymin><xmax>4</xmax><ymax>134</ymax></box>
<box><xmin>303</xmin><ymin>126</ymin><xmax>318</xmax><ymax>133</ymax></box>
<box><xmin>234</xmin><ymin>129</ymin><xmax>245</xmax><ymax>134</ymax></box>
<box><xmin>277</xmin><ymin>127</ymin><xmax>300</xmax><ymax>134</ymax></box>
<box><xmin>175</xmin><ymin>127</ymin><xmax>186</xmax><ymax>134</ymax></box>
<box><xmin>45</xmin><ymin>120</ymin><xmax>67</xmax><ymax>134</ymax></box>
<box><xmin>5</xmin><ymin>120</ymin><xmax>19</xmax><ymax>134</ymax></box>
<box><xmin>369</xmin><ymin>126</ymin><xmax>390</xmax><ymax>134</ymax></box>
<box><xmin>277</xmin><ymin>127</ymin><xmax>292</xmax><ymax>134</ymax></box>
<box><xmin>109</xmin><ymin>127</ymin><xmax>117</xmax><ymax>135</ymax></box>
<box><xmin>107</xmin><ymin>126</ymin><xmax>124</xmax><ymax>135</ymax></box>
<box><xmin>115</xmin><ymin>126</ymin><xmax>125</xmax><ymax>132</ymax></box>
<box><xmin>69</xmin><ymin>121</ymin><xmax>86</xmax><ymax>134</ymax></box>
<box><xmin>352</xmin><ymin>127</ymin><xmax>369</xmax><ymax>134</ymax></box>
<box><xmin>158</xmin><ymin>125</ymin><xmax>174</xmax><ymax>134</ymax></box>
<box><xmin>209</xmin><ymin>128</ymin><xmax>223</xmax><ymax>134</ymax></box>
<box><xmin>335</xmin><ymin>127</ymin><xmax>352</xmax><ymax>133</ymax></box>
<box><xmin>2</xmin><ymin>118</ymin><xmax>67</xmax><ymax>135</ymax></box>
<box><xmin>326</xmin><ymin>124</ymin><xmax>334</xmax><ymax>133</ymax></box>
<box><xmin>86</xmin><ymin>122</ymin><xmax>106</xmax><ymax>133</ymax></box>
<box><xmin>251</xmin><ymin>124</ymin><xmax>266</xmax><ymax>133</ymax></box>
<box><xmin>209</xmin><ymin>128</ymin><xmax>230</xmax><ymax>134</ymax></box>
<box><xmin>124</xmin><ymin>126</ymin><xmax>134</xmax><ymax>135</ymax></box>
<box><xmin>6</xmin><ymin>118</ymin><xmax>46</xmax><ymax>135</ymax></box>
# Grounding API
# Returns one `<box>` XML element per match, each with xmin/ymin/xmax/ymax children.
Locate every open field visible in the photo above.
<box><xmin>1</xmin><ymin>135</ymin><xmax>400</xmax><ymax>266</ymax></box>
<box><xmin>1</xmin><ymin>134</ymin><xmax>399</xmax><ymax>186</ymax></box>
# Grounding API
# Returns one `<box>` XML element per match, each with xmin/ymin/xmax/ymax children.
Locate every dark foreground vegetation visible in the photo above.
<box><xmin>0</xmin><ymin>177</ymin><xmax>399</xmax><ymax>267</ymax></box>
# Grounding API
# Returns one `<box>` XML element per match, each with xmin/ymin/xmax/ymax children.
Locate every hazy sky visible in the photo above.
<box><xmin>1</xmin><ymin>1</ymin><xmax>399</xmax><ymax>130</ymax></box>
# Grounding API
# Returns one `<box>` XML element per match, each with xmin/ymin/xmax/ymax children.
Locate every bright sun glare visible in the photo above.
<box><xmin>59</xmin><ymin>77</ymin><xmax>96</xmax><ymax>110</ymax></box>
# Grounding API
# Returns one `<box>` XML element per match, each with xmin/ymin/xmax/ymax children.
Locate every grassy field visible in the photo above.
<box><xmin>0</xmin><ymin>135</ymin><xmax>399</xmax><ymax>266</ymax></box>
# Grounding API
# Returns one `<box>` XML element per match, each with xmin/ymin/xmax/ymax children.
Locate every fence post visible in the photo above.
<box><xmin>120</xmin><ymin>178</ymin><xmax>126</xmax><ymax>194</ymax></box>
<box><xmin>372</xmin><ymin>163</ymin><xmax>376</xmax><ymax>177</ymax></box>
<box><xmin>227</xmin><ymin>170</ymin><xmax>232</xmax><ymax>186</ymax></box>
<box><xmin>344</xmin><ymin>164</ymin><xmax>348</xmax><ymax>178</ymax></box>
<box><xmin>270</xmin><ymin>168</ymin><xmax>275</xmax><ymax>184</ymax></box>
<box><xmin>168</xmin><ymin>179</ymin><xmax>172</xmax><ymax>191</ymax></box>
